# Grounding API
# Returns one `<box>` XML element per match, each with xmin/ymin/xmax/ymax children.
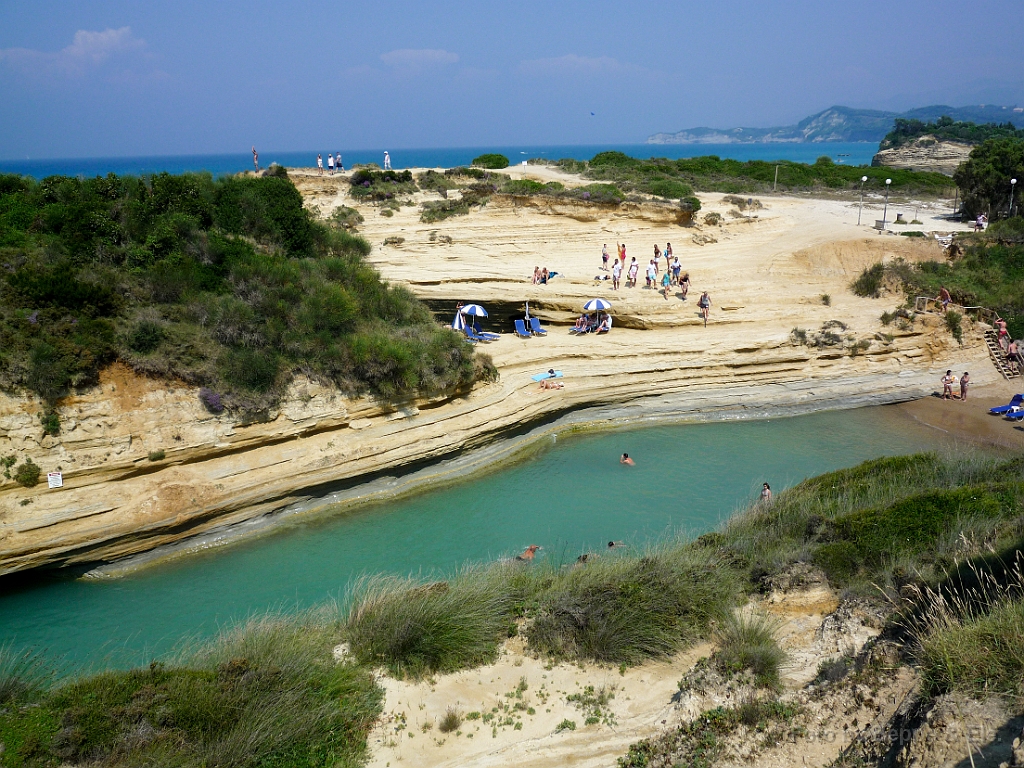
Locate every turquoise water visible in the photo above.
<box><xmin>0</xmin><ymin>406</ymin><xmax>946</xmax><ymax>672</ymax></box>
<box><xmin>0</xmin><ymin>142</ymin><xmax>876</xmax><ymax>179</ymax></box>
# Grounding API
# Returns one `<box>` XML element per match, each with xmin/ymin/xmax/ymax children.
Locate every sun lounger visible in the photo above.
<box><xmin>473</xmin><ymin>322</ymin><xmax>501</xmax><ymax>341</ymax></box>
<box><xmin>1005</xmin><ymin>406</ymin><xmax>1024</xmax><ymax>421</ymax></box>
<box><xmin>529</xmin><ymin>317</ymin><xmax>548</xmax><ymax>336</ymax></box>
<box><xmin>465</xmin><ymin>328</ymin><xmax>491</xmax><ymax>343</ymax></box>
<box><xmin>990</xmin><ymin>394</ymin><xmax>1024</xmax><ymax>414</ymax></box>
<box><xmin>531</xmin><ymin>370</ymin><xmax>563</xmax><ymax>382</ymax></box>
<box><xmin>514</xmin><ymin>319</ymin><xmax>532</xmax><ymax>338</ymax></box>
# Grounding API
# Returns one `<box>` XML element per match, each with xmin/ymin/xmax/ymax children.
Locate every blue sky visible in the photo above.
<box><xmin>1</xmin><ymin>0</ymin><xmax>1022</xmax><ymax>159</ymax></box>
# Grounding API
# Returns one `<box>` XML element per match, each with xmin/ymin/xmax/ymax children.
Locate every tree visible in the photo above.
<box><xmin>953</xmin><ymin>137</ymin><xmax>1024</xmax><ymax>218</ymax></box>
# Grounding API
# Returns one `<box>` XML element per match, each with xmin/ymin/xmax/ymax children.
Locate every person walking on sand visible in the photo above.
<box><xmin>316</xmin><ymin>154</ymin><xmax>323</xmax><ymax>175</ymax></box>
<box><xmin>671</xmin><ymin>256</ymin><xmax>681</xmax><ymax>284</ymax></box>
<box><xmin>252</xmin><ymin>146</ymin><xmax>259</xmax><ymax>173</ymax></box>
<box><xmin>620</xmin><ymin>453</ymin><xmax>634</xmax><ymax>465</ymax></box>
<box><xmin>698</xmin><ymin>291</ymin><xmax>711</xmax><ymax>325</ymax></box>
<box><xmin>941</xmin><ymin>370</ymin><xmax>955</xmax><ymax>399</ymax></box>
<box><xmin>646</xmin><ymin>260</ymin><xmax>656</xmax><ymax>288</ymax></box>
<box><xmin>383</xmin><ymin>151</ymin><xmax>391</xmax><ymax>170</ymax></box>
<box><xmin>602</xmin><ymin>244</ymin><xmax>610</xmax><ymax>271</ymax></box>
<box><xmin>680</xmin><ymin>272</ymin><xmax>690</xmax><ymax>299</ymax></box>
<box><xmin>627</xmin><ymin>257</ymin><xmax>639</xmax><ymax>288</ymax></box>
<box><xmin>654</xmin><ymin>244</ymin><xmax>661</xmax><ymax>264</ymax></box>
<box><xmin>327</xmin><ymin>152</ymin><xmax>335</xmax><ymax>175</ymax></box>
<box><xmin>995</xmin><ymin>316</ymin><xmax>1010</xmax><ymax>350</ymax></box>
<box><xmin>664</xmin><ymin>242</ymin><xmax>673</xmax><ymax>272</ymax></box>
<box><xmin>612</xmin><ymin>258</ymin><xmax>621</xmax><ymax>290</ymax></box>
<box><xmin>959</xmin><ymin>371</ymin><xmax>970</xmax><ymax>401</ymax></box>
<box><xmin>661</xmin><ymin>270</ymin><xmax>671</xmax><ymax>299</ymax></box>
<box><xmin>761</xmin><ymin>483</ymin><xmax>772</xmax><ymax>503</ymax></box>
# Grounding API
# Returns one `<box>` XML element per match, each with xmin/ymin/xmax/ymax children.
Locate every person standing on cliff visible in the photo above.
<box><xmin>327</xmin><ymin>152</ymin><xmax>335</xmax><ymax>175</ymax></box>
<box><xmin>612</xmin><ymin>258</ymin><xmax>621</xmax><ymax>290</ymax></box>
<box><xmin>383</xmin><ymin>151</ymin><xmax>391</xmax><ymax>170</ymax></box>
<box><xmin>336</xmin><ymin>152</ymin><xmax>344</xmax><ymax>171</ymax></box>
<box><xmin>316</xmin><ymin>154</ymin><xmax>323</xmax><ymax>175</ymax></box>
<box><xmin>252</xmin><ymin>146</ymin><xmax>259</xmax><ymax>173</ymax></box>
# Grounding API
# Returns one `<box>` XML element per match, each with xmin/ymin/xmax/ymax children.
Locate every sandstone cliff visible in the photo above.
<box><xmin>871</xmin><ymin>135</ymin><xmax>973</xmax><ymax>176</ymax></box>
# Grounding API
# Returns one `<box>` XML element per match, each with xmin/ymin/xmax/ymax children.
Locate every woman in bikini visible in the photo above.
<box><xmin>698</xmin><ymin>291</ymin><xmax>711</xmax><ymax>325</ymax></box>
<box><xmin>680</xmin><ymin>272</ymin><xmax>690</xmax><ymax>299</ymax></box>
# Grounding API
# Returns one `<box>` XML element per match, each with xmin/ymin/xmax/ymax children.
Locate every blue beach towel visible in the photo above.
<box><xmin>531</xmin><ymin>371</ymin><xmax>563</xmax><ymax>382</ymax></box>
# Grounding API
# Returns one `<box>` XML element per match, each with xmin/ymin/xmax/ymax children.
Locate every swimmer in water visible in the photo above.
<box><xmin>620</xmin><ymin>453</ymin><xmax>634</xmax><ymax>465</ymax></box>
<box><xmin>515</xmin><ymin>544</ymin><xmax>542</xmax><ymax>561</ymax></box>
<box><xmin>608</xmin><ymin>541</ymin><xmax>625</xmax><ymax>549</ymax></box>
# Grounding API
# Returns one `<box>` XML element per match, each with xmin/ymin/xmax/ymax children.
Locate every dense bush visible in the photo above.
<box><xmin>471</xmin><ymin>153</ymin><xmax>510</xmax><ymax>170</ymax></box>
<box><xmin>0</xmin><ymin>172</ymin><xmax>479</xmax><ymax>411</ymax></box>
<box><xmin>881</xmin><ymin>116</ymin><xmax>1024</xmax><ymax>151</ymax></box>
<box><xmin>953</xmin><ymin>137</ymin><xmax>1024</xmax><ymax>218</ymax></box>
<box><xmin>347</xmin><ymin>169</ymin><xmax>417</xmax><ymax>201</ymax></box>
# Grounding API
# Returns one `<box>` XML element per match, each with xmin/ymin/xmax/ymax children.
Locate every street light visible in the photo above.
<box><xmin>881</xmin><ymin>178</ymin><xmax>892</xmax><ymax>229</ymax></box>
<box><xmin>1012</xmin><ymin>178</ymin><xmax>1018</xmax><ymax>217</ymax></box>
<box><xmin>857</xmin><ymin>175</ymin><xmax>868</xmax><ymax>226</ymax></box>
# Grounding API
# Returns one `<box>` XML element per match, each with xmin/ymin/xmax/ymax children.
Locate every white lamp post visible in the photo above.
<box><xmin>881</xmin><ymin>178</ymin><xmax>892</xmax><ymax>229</ymax></box>
<box><xmin>1012</xmin><ymin>178</ymin><xmax>1018</xmax><ymax>217</ymax></box>
<box><xmin>858</xmin><ymin>175</ymin><xmax>868</xmax><ymax>225</ymax></box>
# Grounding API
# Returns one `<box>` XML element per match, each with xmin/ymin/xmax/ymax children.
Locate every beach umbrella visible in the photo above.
<box><xmin>524</xmin><ymin>301</ymin><xmax>530</xmax><ymax>320</ymax></box>
<box><xmin>583</xmin><ymin>298</ymin><xmax>612</xmax><ymax>312</ymax></box>
<box><xmin>451</xmin><ymin>312</ymin><xmax>466</xmax><ymax>332</ymax></box>
<box><xmin>461</xmin><ymin>304</ymin><xmax>488</xmax><ymax>317</ymax></box>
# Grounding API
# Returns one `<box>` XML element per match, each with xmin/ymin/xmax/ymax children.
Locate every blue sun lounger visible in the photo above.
<box><xmin>472</xmin><ymin>321</ymin><xmax>501</xmax><ymax>341</ymax></box>
<box><xmin>465</xmin><ymin>327</ymin><xmax>491</xmax><ymax>343</ymax></box>
<box><xmin>990</xmin><ymin>394</ymin><xmax>1024</xmax><ymax>414</ymax></box>
<box><xmin>529</xmin><ymin>317</ymin><xmax>548</xmax><ymax>336</ymax></box>
<box><xmin>1006</xmin><ymin>407</ymin><xmax>1024</xmax><ymax>421</ymax></box>
<box><xmin>514</xmin><ymin>319</ymin><xmax>532</xmax><ymax>338</ymax></box>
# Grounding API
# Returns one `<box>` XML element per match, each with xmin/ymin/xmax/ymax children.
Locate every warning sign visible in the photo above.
<box><xmin>47</xmin><ymin>472</ymin><xmax>63</xmax><ymax>489</ymax></box>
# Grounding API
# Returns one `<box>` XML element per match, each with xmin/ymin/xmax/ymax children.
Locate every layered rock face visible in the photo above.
<box><xmin>871</xmin><ymin>136</ymin><xmax>973</xmax><ymax>176</ymax></box>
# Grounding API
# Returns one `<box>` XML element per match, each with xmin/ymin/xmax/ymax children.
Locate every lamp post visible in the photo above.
<box><xmin>857</xmin><ymin>175</ymin><xmax>868</xmax><ymax>226</ymax></box>
<box><xmin>1012</xmin><ymin>178</ymin><xmax>1018</xmax><ymax>217</ymax></box>
<box><xmin>881</xmin><ymin>178</ymin><xmax>892</xmax><ymax>229</ymax></box>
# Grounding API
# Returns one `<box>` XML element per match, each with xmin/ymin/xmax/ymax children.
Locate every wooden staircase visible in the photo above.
<box><xmin>985</xmin><ymin>330</ymin><xmax>1020</xmax><ymax>380</ymax></box>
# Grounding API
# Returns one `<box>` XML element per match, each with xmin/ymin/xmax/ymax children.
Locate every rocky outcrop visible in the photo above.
<box><xmin>871</xmin><ymin>136</ymin><xmax>973</xmax><ymax>176</ymax></box>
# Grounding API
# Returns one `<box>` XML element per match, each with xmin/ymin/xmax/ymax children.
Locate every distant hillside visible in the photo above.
<box><xmin>648</xmin><ymin>104</ymin><xmax>1024</xmax><ymax>145</ymax></box>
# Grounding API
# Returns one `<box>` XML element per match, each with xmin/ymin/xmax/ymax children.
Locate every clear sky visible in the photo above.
<box><xmin>1</xmin><ymin>0</ymin><xmax>1022</xmax><ymax>159</ymax></box>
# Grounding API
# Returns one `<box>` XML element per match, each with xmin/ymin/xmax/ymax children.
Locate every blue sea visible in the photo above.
<box><xmin>0</xmin><ymin>142</ymin><xmax>876</xmax><ymax>180</ymax></box>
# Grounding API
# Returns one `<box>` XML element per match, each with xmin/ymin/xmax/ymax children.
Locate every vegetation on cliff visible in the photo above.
<box><xmin>953</xmin><ymin>137</ymin><xmax>1024</xmax><ymax>218</ymax></box>
<box><xmin>0</xmin><ymin>171</ymin><xmax>484</xmax><ymax>416</ymax></box>
<box><xmin>880</xmin><ymin>115</ymin><xmax>1024</xmax><ymax>151</ymax></box>
<box><xmin>554</xmin><ymin>151</ymin><xmax>952</xmax><ymax>196</ymax></box>
<box><xmin>851</xmin><ymin>218</ymin><xmax>1024</xmax><ymax>337</ymax></box>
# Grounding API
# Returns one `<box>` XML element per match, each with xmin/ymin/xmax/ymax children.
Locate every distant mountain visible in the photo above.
<box><xmin>647</xmin><ymin>104</ymin><xmax>1024</xmax><ymax>145</ymax></box>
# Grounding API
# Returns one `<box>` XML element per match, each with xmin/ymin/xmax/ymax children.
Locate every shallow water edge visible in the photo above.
<box><xmin>85</xmin><ymin>371</ymin><xmax>939</xmax><ymax>578</ymax></box>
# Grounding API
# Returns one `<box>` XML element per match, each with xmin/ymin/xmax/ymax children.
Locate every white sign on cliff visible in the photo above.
<box><xmin>47</xmin><ymin>472</ymin><xmax>63</xmax><ymax>489</ymax></box>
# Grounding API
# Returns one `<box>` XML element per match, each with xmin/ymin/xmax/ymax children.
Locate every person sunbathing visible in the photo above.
<box><xmin>597</xmin><ymin>314</ymin><xmax>612</xmax><ymax>333</ymax></box>
<box><xmin>515</xmin><ymin>544</ymin><xmax>542</xmax><ymax>561</ymax></box>
<box><xmin>539</xmin><ymin>379</ymin><xmax>564</xmax><ymax>389</ymax></box>
<box><xmin>573</xmin><ymin>315</ymin><xmax>589</xmax><ymax>333</ymax></box>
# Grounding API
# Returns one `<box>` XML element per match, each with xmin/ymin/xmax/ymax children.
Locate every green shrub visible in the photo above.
<box><xmin>14</xmin><ymin>458</ymin><xmax>41</xmax><ymax>487</ymax></box>
<box><xmin>343</xmin><ymin>568</ymin><xmax>514</xmax><ymax>677</ymax></box>
<box><xmin>812</xmin><ymin>541</ymin><xmax>861</xmax><ymax>585</ymax></box>
<box><xmin>39</xmin><ymin>409</ymin><xmax>60</xmax><ymax>436</ymax></box>
<box><xmin>714</xmin><ymin>612</ymin><xmax>786</xmax><ymax>689</ymax></box>
<box><xmin>331</xmin><ymin>205</ymin><xmax>364</xmax><ymax>230</ymax></box>
<box><xmin>148</xmin><ymin>450</ymin><xmax>166</xmax><ymax>461</ymax></box>
<box><xmin>852</xmin><ymin>262</ymin><xmax>885</xmax><ymax>298</ymax></box>
<box><xmin>682</xmin><ymin>195</ymin><xmax>702</xmax><ymax>213</ymax></box>
<box><xmin>471</xmin><ymin>153</ymin><xmax>510</xmax><ymax>170</ymax></box>
<box><xmin>439</xmin><ymin>706</ymin><xmax>463</xmax><ymax>733</ymax></box>
<box><xmin>821</xmin><ymin>293</ymin><xmax>831</xmax><ymax>306</ymax></box>
<box><xmin>945</xmin><ymin>310</ymin><xmax>963</xmax><ymax>345</ymax></box>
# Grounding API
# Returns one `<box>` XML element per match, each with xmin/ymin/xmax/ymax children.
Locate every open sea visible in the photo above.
<box><xmin>0</xmin><ymin>142</ymin><xmax>876</xmax><ymax>180</ymax></box>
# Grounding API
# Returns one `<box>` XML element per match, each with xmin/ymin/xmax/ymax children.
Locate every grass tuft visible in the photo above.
<box><xmin>714</xmin><ymin>611</ymin><xmax>787</xmax><ymax>689</ymax></box>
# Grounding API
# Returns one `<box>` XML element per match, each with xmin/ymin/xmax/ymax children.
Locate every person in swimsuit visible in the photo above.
<box><xmin>941</xmin><ymin>370</ymin><xmax>955</xmax><ymax>399</ymax></box>
<box><xmin>959</xmin><ymin>372</ymin><xmax>970</xmax><ymax>401</ymax></box>
<box><xmin>936</xmin><ymin>286</ymin><xmax>951</xmax><ymax>310</ymax></box>
<box><xmin>608</xmin><ymin>540</ymin><xmax>625</xmax><ymax>549</ymax></box>
<box><xmin>532</xmin><ymin>266</ymin><xmax>541</xmax><ymax>285</ymax></box>
<box><xmin>515</xmin><ymin>545</ymin><xmax>541</xmax><ymax>561</ymax></box>
<box><xmin>1008</xmin><ymin>340</ymin><xmax>1022</xmax><ymax>373</ymax></box>
<box><xmin>664</xmin><ymin>243</ymin><xmax>673</xmax><ymax>272</ymax></box>
<box><xmin>540</xmin><ymin>267</ymin><xmax>549</xmax><ymax>285</ymax></box>
<box><xmin>654</xmin><ymin>244</ymin><xmax>661</xmax><ymax>264</ymax></box>
<box><xmin>761</xmin><ymin>483</ymin><xmax>772</xmax><ymax>503</ymax></box>
<box><xmin>612</xmin><ymin>258</ymin><xmax>621</xmax><ymax>290</ymax></box>
<box><xmin>680</xmin><ymin>272</ymin><xmax>690</xmax><ymax>299</ymax></box>
<box><xmin>698</xmin><ymin>291</ymin><xmax>711</xmax><ymax>325</ymax></box>
<box><xmin>996</xmin><ymin>317</ymin><xmax>1009</xmax><ymax>350</ymax></box>
<box><xmin>602</xmin><ymin>244</ymin><xmax>610</xmax><ymax>271</ymax></box>
<box><xmin>620</xmin><ymin>453</ymin><xmax>634</xmax><ymax>465</ymax></box>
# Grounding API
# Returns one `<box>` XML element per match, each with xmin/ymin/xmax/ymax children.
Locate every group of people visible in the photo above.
<box><xmin>316</xmin><ymin>153</ymin><xmax>345</xmax><ymax>175</ymax></box>
<box><xmin>532</xmin><ymin>266</ymin><xmax>552</xmax><ymax>285</ymax></box>
<box><xmin>605</xmin><ymin>243</ymin><xmax>691</xmax><ymax>299</ymax></box>
<box><xmin>572</xmin><ymin>311</ymin><xmax>612</xmax><ymax>334</ymax></box>
<box><xmin>941</xmin><ymin>370</ymin><xmax>971</xmax><ymax>400</ymax></box>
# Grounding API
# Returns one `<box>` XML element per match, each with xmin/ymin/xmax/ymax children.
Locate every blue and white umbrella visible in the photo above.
<box><xmin>451</xmin><ymin>312</ymin><xmax>466</xmax><ymax>332</ymax></box>
<box><xmin>583</xmin><ymin>298</ymin><xmax>612</xmax><ymax>312</ymax></box>
<box><xmin>460</xmin><ymin>304</ymin><xmax>488</xmax><ymax>317</ymax></box>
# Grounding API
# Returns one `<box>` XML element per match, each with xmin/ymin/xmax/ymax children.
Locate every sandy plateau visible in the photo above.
<box><xmin>0</xmin><ymin>165</ymin><xmax>1012</xmax><ymax>577</ymax></box>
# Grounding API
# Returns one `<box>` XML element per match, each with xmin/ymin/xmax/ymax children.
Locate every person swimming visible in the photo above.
<box><xmin>607</xmin><ymin>541</ymin><xmax>625</xmax><ymax>549</ymax></box>
<box><xmin>620</xmin><ymin>453</ymin><xmax>634</xmax><ymax>465</ymax></box>
<box><xmin>515</xmin><ymin>544</ymin><xmax>542</xmax><ymax>561</ymax></box>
